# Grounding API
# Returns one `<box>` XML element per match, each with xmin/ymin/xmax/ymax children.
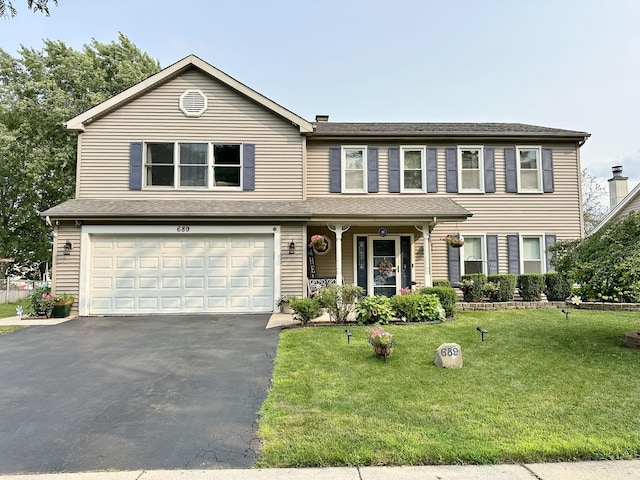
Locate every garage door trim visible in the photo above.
<box><xmin>79</xmin><ymin>224</ymin><xmax>281</xmax><ymax>316</ymax></box>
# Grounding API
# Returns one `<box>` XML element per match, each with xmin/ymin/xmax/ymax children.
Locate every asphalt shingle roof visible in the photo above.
<box><xmin>311</xmin><ymin>122</ymin><xmax>590</xmax><ymax>139</ymax></box>
<box><xmin>41</xmin><ymin>197</ymin><xmax>471</xmax><ymax>221</ymax></box>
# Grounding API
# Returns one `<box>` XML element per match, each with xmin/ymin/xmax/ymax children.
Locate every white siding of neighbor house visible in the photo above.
<box><xmin>76</xmin><ymin>69</ymin><xmax>304</xmax><ymax>200</ymax></box>
<box><xmin>307</xmin><ymin>140</ymin><xmax>583</xmax><ymax>283</ymax></box>
<box><xmin>616</xmin><ymin>194</ymin><xmax>640</xmax><ymax>219</ymax></box>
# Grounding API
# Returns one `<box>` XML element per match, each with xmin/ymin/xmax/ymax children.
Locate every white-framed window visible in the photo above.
<box><xmin>342</xmin><ymin>146</ymin><xmax>367</xmax><ymax>193</ymax></box>
<box><xmin>144</xmin><ymin>142</ymin><xmax>243</xmax><ymax>189</ymax></box>
<box><xmin>401</xmin><ymin>146</ymin><xmax>425</xmax><ymax>192</ymax></box>
<box><xmin>458</xmin><ymin>146</ymin><xmax>484</xmax><ymax>192</ymax></box>
<box><xmin>516</xmin><ymin>146</ymin><xmax>542</xmax><ymax>193</ymax></box>
<box><xmin>462</xmin><ymin>235</ymin><xmax>485</xmax><ymax>274</ymax></box>
<box><xmin>521</xmin><ymin>235</ymin><xmax>544</xmax><ymax>274</ymax></box>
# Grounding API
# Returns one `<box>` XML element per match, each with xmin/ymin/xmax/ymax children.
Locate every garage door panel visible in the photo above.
<box><xmin>89</xmin><ymin>234</ymin><xmax>274</xmax><ymax>315</ymax></box>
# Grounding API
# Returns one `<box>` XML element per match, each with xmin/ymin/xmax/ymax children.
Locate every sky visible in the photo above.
<box><xmin>1</xmin><ymin>0</ymin><xmax>639</xmax><ymax>202</ymax></box>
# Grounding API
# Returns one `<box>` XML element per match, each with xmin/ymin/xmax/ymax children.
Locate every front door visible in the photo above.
<box><xmin>369</xmin><ymin>237</ymin><xmax>401</xmax><ymax>297</ymax></box>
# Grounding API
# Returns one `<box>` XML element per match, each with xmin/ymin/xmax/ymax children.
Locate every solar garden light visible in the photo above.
<box><xmin>345</xmin><ymin>329</ymin><xmax>352</xmax><ymax>344</ymax></box>
<box><xmin>476</xmin><ymin>326</ymin><xmax>488</xmax><ymax>342</ymax></box>
<box><xmin>561</xmin><ymin>309</ymin><xmax>570</xmax><ymax>320</ymax></box>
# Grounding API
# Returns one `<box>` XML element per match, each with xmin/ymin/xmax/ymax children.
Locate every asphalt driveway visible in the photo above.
<box><xmin>0</xmin><ymin>314</ymin><xmax>279</xmax><ymax>474</ymax></box>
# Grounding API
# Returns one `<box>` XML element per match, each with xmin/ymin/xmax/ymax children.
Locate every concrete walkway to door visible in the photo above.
<box><xmin>0</xmin><ymin>314</ymin><xmax>279</xmax><ymax>475</ymax></box>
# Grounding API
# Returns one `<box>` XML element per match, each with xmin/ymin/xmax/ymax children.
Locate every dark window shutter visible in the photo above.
<box><xmin>426</xmin><ymin>147</ymin><xmax>438</xmax><ymax>193</ymax></box>
<box><xmin>242</xmin><ymin>144</ymin><xmax>256</xmax><ymax>191</ymax></box>
<box><xmin>448</xmin><ymin>244</ymin><xmax>461</xmax><ymax>285</ymax></box>
<box><xmin>129</xmin><ymin>142</ymin><xmax>143</xmax><ymax>190</ymax></box>
<box><xmin>445</xmin><ymin>147</ymin><xmax>458</xmax><ymax>193</ymax></box>
<box><xmin>507</xmin><ymin>234</ymin><xmax>520</xmax><ymax>274</ymax></box>
<box><xmin>486</xmin><ymin>234</ymin><xmax>499</xmax><ymax>275</ymax></box>
<box><xmin>484</xmin><ymin>147</ymin><xmax>496</xmax><ymax>193</ymax></box>
<box><xmin>542</xmin><ymin>148</ymin><xmax>554</xmax><ymax>193</ymax></box>
<box><xmin>329</xmin><ymin>146</ymin><xmax>341</xmax><ymax>193</ymax></box>
<box><xmin>545</xmin><ymin>234</ymin><xmax>557</xmax><ymax>272</ymax></box>
<box><xmin>505</xmin><ymin>147</ymin><xmax>517</xmax><ymax>193</ymax></box>
<box><xmin>388</xmin><ymin>147</ymin><xmax>400</xmax><ymax>193</ymax></box>
<box><xmin>367</xmin><ymin>146</ymin><xmax>379</xmax><ymax>193</ymax></box>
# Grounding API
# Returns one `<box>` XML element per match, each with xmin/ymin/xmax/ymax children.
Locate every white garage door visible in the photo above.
<box><xmin>88</xmin><ymin>234</ymin><xmax>274</xmax><ymax>315</ymax></box>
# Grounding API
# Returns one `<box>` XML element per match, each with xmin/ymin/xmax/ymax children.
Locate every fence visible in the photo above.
<box><xmin>1</xmin><ymin>280</ymin><xmax>48</xmax><ymax>304</ymax></box>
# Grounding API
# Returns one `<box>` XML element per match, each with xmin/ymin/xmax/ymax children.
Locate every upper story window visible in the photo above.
<box><xmin>144</xmin><ymin>142</ymin><xmax>243</xmax><ymax>189</ymax></box>
<box><xmin>401</xmin><ymin>146</ymin><xmax>425</xmax><ymax>192</ymax></box>
<box><xmin>517</xmin><ymin>146</ymin><xmax>542</xmax><ymax>192</ymax></box>
<box><xmin>342</xmin><ymin>146</ymin><xmax>367</xmax><ymax>193</ymax></box>
<box><xmin>458</xmin><ymin>147</ymin><xmax>484</xmax><ymax>192</ymax></box>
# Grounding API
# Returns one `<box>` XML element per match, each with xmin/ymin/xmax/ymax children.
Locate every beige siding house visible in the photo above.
<box><xmin>591</xmin><ymin>166</ymin><xmax>640</xmax><ymax>235</ymax></box>
<box><xmin>43</xmin><ymin>55</ymin><xmax>590</xmax><ymax>316</ymax></box>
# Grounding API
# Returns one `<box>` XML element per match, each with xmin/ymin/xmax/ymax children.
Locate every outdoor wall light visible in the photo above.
<box><xmin>561</xmin><ymin>309</ymin><xmax>570</xmax><ymax>320</ymax></box>
<box><xmin>345</xmin><ymin>329</ymin><xmax>352</xmax><ymax>344</ymax></box>
<box><xmin>63</xmin><ymin>240</ymin><xmax>72</xmax><ymax>255</ymax></box>
<box><xmin>477</xmin><ymin>326</ymin><xmax>488</xmax><ymax>342</ymax></box>
<box><xmin>288</xmin><ymin>240</ymin><xmax>295</xmax><ymax>255</ymax></box>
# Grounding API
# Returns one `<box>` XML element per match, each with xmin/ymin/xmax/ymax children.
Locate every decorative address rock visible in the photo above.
<box><xmin>434</xmin><ymin>343</ymin><xmax>463</xmax><ymax>369</ymax></box>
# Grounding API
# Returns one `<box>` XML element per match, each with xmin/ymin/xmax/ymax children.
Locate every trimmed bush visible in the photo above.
<box><xmin>461</xmin><ymin>273</ymin><xmax>487</xmax><ymax>302</ymax></box>
<box><xmin>390</xmin><ymin>294</ymin><xmax>420</xmax><ymax>322</ymax></box>
<box><xmin>356</xmin><ymin>295</ymin><xmax>394</xmax><ymax>325</ymax></box>
<box><xmin>518</xmin><ymin>274</ymin><xmax>545</xmax><ymax>301</ymax></box>
<box><xmin>544</xmin><ymin>272</ymin><xmax>572</xmax><ymax>301</ymax></box>
<box><xmin>288</xmin><ymin>297</ymin><xmax>322</xmax><ymax>324</ymax></box>
<box><xmin>419</xmin><ymin>286</ymin><xmax>457</xmax><ymax>318</ymax></box>
<box><xmin>483</xmin><ymin>282</ymin><xmax>500</xmax><ymax>302</ymax></box>
<box><xmin>433</xmin><ymin>279</ymin><xmax>451</xmax><ymax>288</ymax></box>
<box><xmin>487</xmin><ymin>274</ymin><xmax>517</xmax><ymax>302</ymax></box>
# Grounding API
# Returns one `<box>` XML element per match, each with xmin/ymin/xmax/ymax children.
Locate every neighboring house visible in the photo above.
<box><xmin>42</xmin><ymin>55</ymin><xmax>590</xmax><ymax>316</ymax></box>
<box><xmin>590</xmin><ymin>165</ymin><xmax>640</xmax><ymax>235</ymax></box>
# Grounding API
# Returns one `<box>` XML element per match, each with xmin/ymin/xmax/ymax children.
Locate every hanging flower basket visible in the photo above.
<box><xmin>310</xmin><ymin>234</ymin><xmax>330</xmax><ymax>254</ymax></box>
<box><xmin>442</xmin><ymin>234</ymin><xmax>464</xmax><ymax>248</ymax></box>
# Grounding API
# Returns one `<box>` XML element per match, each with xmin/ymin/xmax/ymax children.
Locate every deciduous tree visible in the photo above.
<box><xmin>0</xmin><ymin>33</ymin><xmax>160</xmax><ymax>276</ymax></box>
<box><xmin>0</xmin><ymin>0</ymin><xmax>57</xmax><ymax>17</ymax></box>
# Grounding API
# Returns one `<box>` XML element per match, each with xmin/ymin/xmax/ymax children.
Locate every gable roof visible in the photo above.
<box><xmin>311</xmin><ymin>122</ymin><xmax>590</xmax><ymax>142</ymax></box>
<box><xmin>590</xmin><ymin>181</ymin><xmax>640</xmax><ymax>235</ymax></box>
<box><xmin>65</xmin><ymin>55</ymin><xmax>314</xmax><ymax>133</ymax></box>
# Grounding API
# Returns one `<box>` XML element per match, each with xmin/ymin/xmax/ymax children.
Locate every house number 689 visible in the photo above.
<box><xmin>177</xmin><ymin>226</ymin><xmax>190</xmax><ymax>233</ymax></box>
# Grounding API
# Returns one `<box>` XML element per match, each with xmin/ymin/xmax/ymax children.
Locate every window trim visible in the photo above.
<box><xmin>461</xmin><ymin>234</ymin><xmax>486</xmax><ymax>275</ymax></box>
<box><xmin>457</xmin><ymin>146</ymin><xmax>484</xmax><ymax>193</ymax></box>
<box><xmin>400</xmin><ymin>146</ymin><xmax>426</xmax><ymax>193</ymax></box>
<box><xmin>143</xmin><ymin>141</ymin><xmax>244</xmax><ymax>190</ymax></box>
<box><xmin>341</xmin><ymin>146</ymin><xmax>368</xmax><ymax>193</ymax></box>
<box><xmin>520</xmin><ymin>234</ymin><xmax>545</xmax><ymax>274</ymax></box>
<box><xmin>516</xmin><ymin>146</ymin><xmax>543</xmax><ymax>193</ymax></box>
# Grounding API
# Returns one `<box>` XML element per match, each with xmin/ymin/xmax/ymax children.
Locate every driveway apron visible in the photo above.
<box><xmin>0</xmin><ymin>315</ymin><xmax>279</xmax><ymax>474</ymax></box>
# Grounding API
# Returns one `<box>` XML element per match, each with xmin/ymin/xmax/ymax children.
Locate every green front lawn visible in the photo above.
<box><xmin>0</xmin><ymin>300</ymin><xmax>27</xmax><ymax>319</ymax></box>
<box><xmin>257</xmin><ymin>309</ymin><xmax>640</xmax><ymax>467</ymax></box>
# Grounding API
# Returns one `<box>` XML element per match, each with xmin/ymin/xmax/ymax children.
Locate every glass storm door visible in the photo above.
<box><xmin>370</xmin><ymin>237</ymin><xmax>401</xmax><ymax>297</ymax></box>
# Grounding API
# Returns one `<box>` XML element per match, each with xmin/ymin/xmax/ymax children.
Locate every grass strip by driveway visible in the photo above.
<box><xmin>257</xmin><ymin>309</ymin><xmax>640</xmax><ymax>467</ymax></box>
<box><xmin>0</xmin><ymin>300</ymin><xmax>27</xmax><ymax>319</ymax></box>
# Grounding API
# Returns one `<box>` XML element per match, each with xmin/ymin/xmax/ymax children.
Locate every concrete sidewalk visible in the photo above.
<box><xmin>0</xmin><ymin>461</ymin><xmax>639</xmax><ymax>480</ymax></box>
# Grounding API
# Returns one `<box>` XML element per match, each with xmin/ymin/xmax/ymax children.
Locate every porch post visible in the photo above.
<box><xmin>328</xmin><ymin>224</ymin><xmax>350</xmax><ymax>284</ymax></box>
<box><xmin>422</xmin><ymin>224</ymin><xmax>432</xmax><ymax>288</ymax></box>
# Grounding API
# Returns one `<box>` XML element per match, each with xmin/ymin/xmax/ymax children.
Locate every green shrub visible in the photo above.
<box><xmin>356</xmin><ymin>295</ymin><xmax>394</xmax><ymax>324</ymax></box>
<box><xmin>415</xmin><ymin>294</ymin><xmax>446</xmax><ymax>322</ymax></box>
<box><xmin>316</xmin><ymin>284</ymin><xmax>363</xmax><ymax>324</ymax></box>
<box><xmin>288</xmin><ymin>297</ymin><xmax>322</xmax><ymax>324</ymax></box>
<box><xmin>483</xmin><ymin>282</ymin><xmax>500</xmax><ymax>302</ymax></box>
<box><xmin>390</xmin><ymin>293</ymin><xmax>419</xmax><ymax>322</ymax></box>
<box><xmin>28</xmin><ymin>286</ymin><xmax>53</xmax><ymax>316</ymax></box>
<box><xmin>419</xmin><ymin>286</ymin><xmax>457</xmax><ymax>318</ymax></box>
<box><xmin>517</xmin><ymin>274</ymin><xmax>545</xmax><ymax>301</ymax></box>
<box><xmin>544</xmin><ymin>272</ymin><xmax>572</xmax><ymax>301</ymax></box>
<box><xmin>433</xmin><ymin>279</ymin><xmax>451</xmax><ymax>288</ymax></box>
<box><xmin>487</xmin><ymin>274</ymin><xmax>517</xmax><ymax>302</ymax></box>
<box><xmin>461</xmin><ymin>273</ymin><xmax>487</xmax><ymax>302</ymax></box>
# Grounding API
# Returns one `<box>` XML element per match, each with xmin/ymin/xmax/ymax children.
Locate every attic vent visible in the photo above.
<box><xmin>179</xmin><ymin>90</ymin><xmax>208</xmax><ymax>117</ymax></box>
